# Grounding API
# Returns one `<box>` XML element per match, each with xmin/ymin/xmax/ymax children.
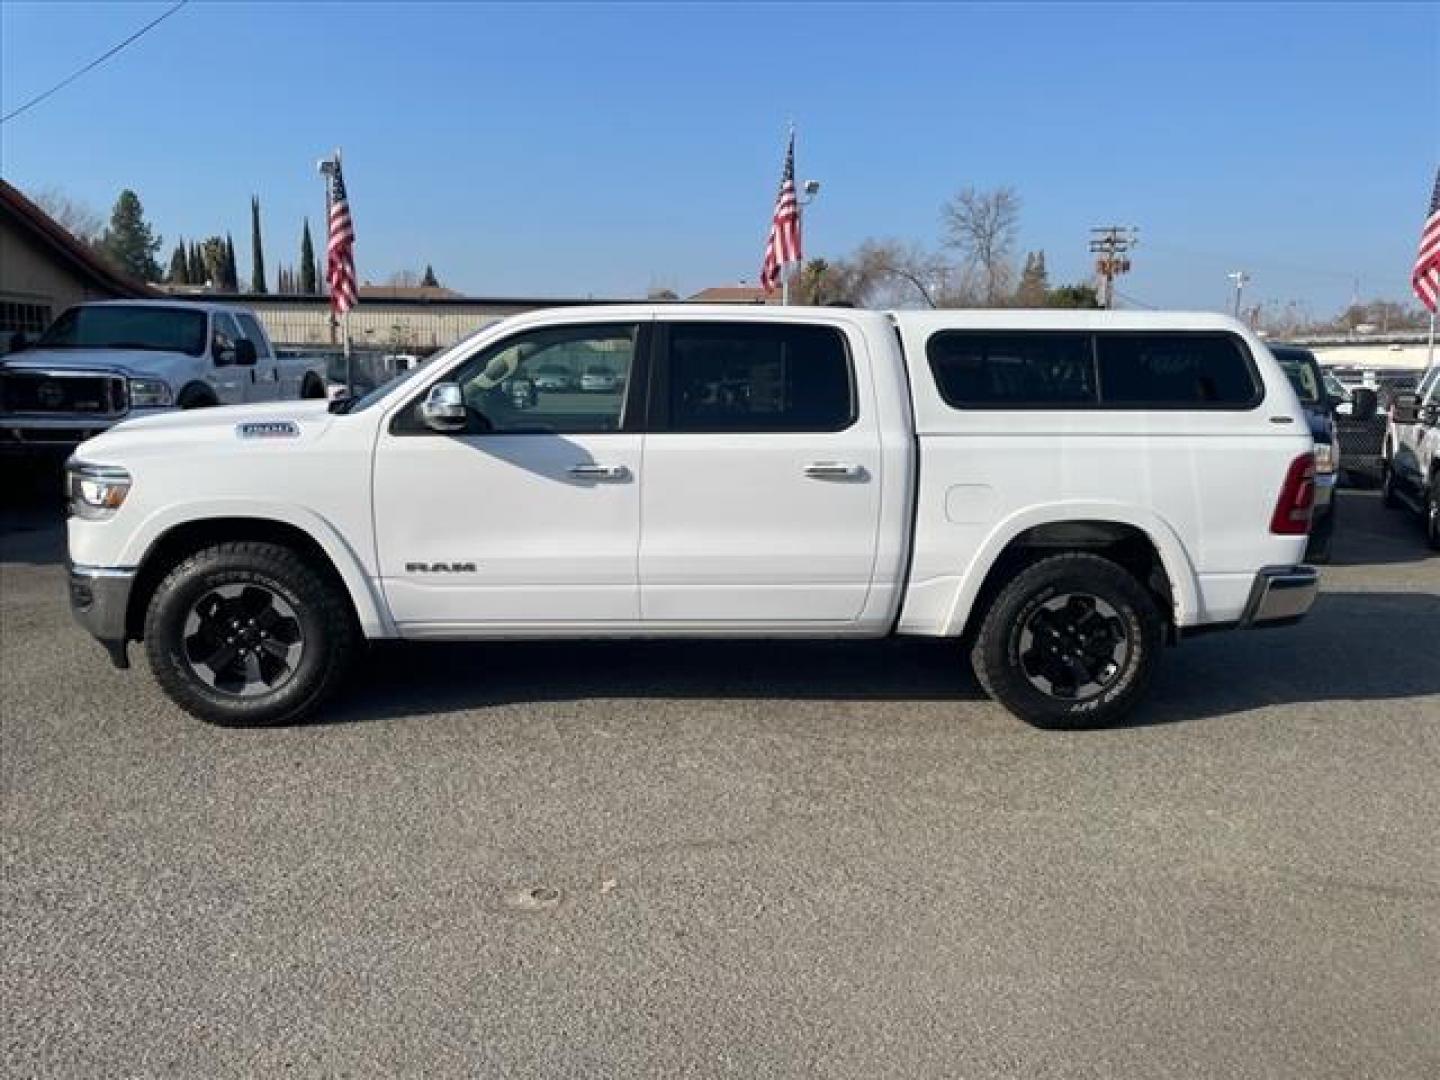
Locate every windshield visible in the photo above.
<box><xmin>38</xmin><ymin>305</ymin><xmax>208</xmax><ymax>356</ymax></box>
<box><xmin>1278</xmin><ymin>360</ymin><xmax>1322</xmax><ymax>405</ymax></box>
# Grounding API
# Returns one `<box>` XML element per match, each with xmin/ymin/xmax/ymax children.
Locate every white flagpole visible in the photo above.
<box><xmin>1428</xmin><ymin>310</ymin><xmax>1435</xmax><ymax>371</ymax></box>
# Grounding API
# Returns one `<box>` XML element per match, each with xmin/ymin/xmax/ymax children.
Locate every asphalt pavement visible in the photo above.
<box><xmin>2</xmin><ymin>482</ymin><xmax>1437</xmax><ymax>1078</ymax></box>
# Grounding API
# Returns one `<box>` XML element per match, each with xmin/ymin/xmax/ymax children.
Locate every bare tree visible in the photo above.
<box><xmin>385</xmin><ymin>269</ymin><xmax>422</xmax><ymax>288</ymax></box>
<box><xmin>941</xmin><ymin>185</ymin><xmax>1021</xmax><ymax>304</ymax></box>
<box><xmin>30</xmin><ymin>186</ymin><xmax>104</xmax><ymax>245</ymax></box>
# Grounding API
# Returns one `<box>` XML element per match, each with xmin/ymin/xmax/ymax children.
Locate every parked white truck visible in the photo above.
<box><xmin>1</xmin><ymin>299</ymin><xmax>328</xmax><ymax>452</ymax></box>
<box><xmin>66</xmin><ymin>305</ymin><xmax>1320</xmax><ymax>728</ymax></box>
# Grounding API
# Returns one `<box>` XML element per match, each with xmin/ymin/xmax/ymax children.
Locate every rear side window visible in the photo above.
<box><xmin>926</xmin><ymin>330</ymin><xmax>1261</xmax><ymax>410</ymax></box>
<box><xmin>662</xmin><ymin>322</ymin><xmax>854</xmax><ymax>432</ymax></box>
<box><xmin>927</xmin><ymin>332</ymin><xmax>1094</xmax><ymax>408</ymax></box>
<box><xmin>1096</xmin><ymin>334</ymin><xmax>1259</xmax><ymax>408</ymax></box>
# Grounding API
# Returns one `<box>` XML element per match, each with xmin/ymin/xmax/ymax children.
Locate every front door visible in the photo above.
<box><xmin>207</xmin><ymin>313</ymin><xmax>248</xmax><ymax>404</ymax></box>
<box><xmin>373</xmin><ymin>322</ymin><xmax>646</xmax><ymax>629</ymax></box>
<box><xmin>235</xmin><ymin>312</ymin><xmax>282</xmax><ymax>401</ymax></box>
<box><xmin>639</xmin><ymin>319</ymin><xmax>883</xmax><ymax>623</ymax></box>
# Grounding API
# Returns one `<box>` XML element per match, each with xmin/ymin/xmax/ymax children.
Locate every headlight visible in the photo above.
<box><xmin>128</xmin><ymin>377</ymin><xmax>173</xmax><ymax>409</ymax></box>
<box><xmin>1313</xmin><ymin>441</ymin><xmax>1337</xmax><ymax>475</ymax></box>
<box><xmin>65</xmin><ymin>461</ymin><xmax>132</xmax><ymax>520</ymax></box>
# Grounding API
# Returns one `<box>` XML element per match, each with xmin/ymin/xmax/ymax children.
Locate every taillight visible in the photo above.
<box><xmin>1270</xmin><ymin>453</ymin><xmax>1316</xmax><ymax>535</ymax></box>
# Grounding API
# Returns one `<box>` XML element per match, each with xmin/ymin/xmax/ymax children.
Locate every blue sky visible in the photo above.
<box><xmin>2</xmin><ymin>1</ymin><xmax>1436</xmax><ymax>314</ymax></box>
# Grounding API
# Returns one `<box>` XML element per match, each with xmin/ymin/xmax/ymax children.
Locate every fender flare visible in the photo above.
<box><xmin>120</xmin><ymin>499</ymin><xmax>395</xmax><ymax>638</ymax></box>
<box><xmin>939</xmin><ymin>501</ymin><xmax>1203</xmax><ymax>636</ymax></box>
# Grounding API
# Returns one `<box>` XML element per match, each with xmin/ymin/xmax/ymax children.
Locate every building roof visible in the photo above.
<box><xmin>0</xmin><ymin>179</ymin><xmax>160</xmax><ymax>299</ymax></box>
<box><xmin>357</xmin><ymin>284</ymin><xmax>464</xmax><ymax>301</ymax></box>
<box><xmin>176</xmin><ymin>290</ymin><xmax>641</xmax><ymax>308</ymax></box>
<box><xmin>687</xmin><ymin>285</ymin><xmax>780</xmax><ymax>305</ymax></box>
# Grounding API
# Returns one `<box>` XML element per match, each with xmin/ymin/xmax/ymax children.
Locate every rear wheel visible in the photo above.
<box><xmin>301</xmin><ymin>374</ymin><xmax>327</xmax><ymax>399</ymax></box>
<box><xmin>144</xmin><ymin>541</ymin><xmax>357</xmax><ymax>725</ymax></box>
<box><xmin>971</xmin><ymin>553</ymin><xmax>1164</xmax><ymax>729</ymax></box>
<box><xmin>1426</xmin><ymin>479</ymin><xmax>1440</xmax><ymax>551</ymax></box>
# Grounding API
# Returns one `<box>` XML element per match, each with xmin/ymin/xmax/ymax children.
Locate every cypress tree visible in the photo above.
<box><xmin>189</xmin><ymin>242</ymin><xmax>205</xmax><ymax>285</ymax></box>
<box><xmin>299</xmin><ymin>219</ymin><xmax>318</xmax><ymax>294</ymax></box>
<box><xmin>250</xmin><ymin>196</ymin><xmax>267</xmax><ymax>293</ymax></box>
<box><xmin>168</xmin><ymin>238</ymin><xmax>189</xmax><ymax>284</ymax></box>
<box><xmin>224</xmin><ymin>233</ymin><xmax>238</xmax><ymax>291</ymax></box>
<box><xmin>421</xmin><ymin>264</ymin><xmax>439</xmax><ymax>288</ymax></box>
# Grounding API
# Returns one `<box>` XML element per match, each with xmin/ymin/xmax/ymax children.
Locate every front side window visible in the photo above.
<box><xmin>234</xmin><ymin>313</ymin><xmax>273</xmax><ymax>358</ymax></box>
<box><xmin>928</xmin><ymin>332</ymin><xmax>1095</xmax><ymax>408</ymax></box>
<box><xmin>37</xmin><ymin>305</ymin><xmax>207</xmax><ymax>357</ymax></box>
<box><xmin>397</xmin><ymin>323</ymin><xmax>638</xmax><ymax>434</ymax></box>
<box><xmin>1097</xmin><ymin>333</ymin><xmax>1259</xmax><ymax>408</ymax></box>
<box><xmin>663</xmin><ymin>322</ymin><xmax>853</xmax><ymax>432</ymax></box>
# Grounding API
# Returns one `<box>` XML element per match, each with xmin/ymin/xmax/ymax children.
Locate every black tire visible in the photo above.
<box><xmin>1306</xmin><ymin>502</ymin><xmax>1335</xmax><ymax>564</ymax></box>
<box><xmin>177</xmin><ymin>384</ymin><xmax>217</xmax><ymax>410</ymax></box>
<box><xmin>971</xmin><ymin>553</ymin><xmax>1164</xmax><ymax>729</ymax></box>
<box><xmin>1425</xmin><ymin>479</ymin><xmax>1440</xmax><ymax>552</ymax></box>
<box><xmin>301</xmin><ymin>375</ymin><xmax>327</xmax><ymax>400</ymax></box>
<box><xmin>143</xmin><ymin>541</ymin><xmax>358</xmax><ymax>726</ymax></box>
<box><xmin>1381</xmin><ymin>463</ymin><xmax>1402</xmax><ymax>509</ymax></box>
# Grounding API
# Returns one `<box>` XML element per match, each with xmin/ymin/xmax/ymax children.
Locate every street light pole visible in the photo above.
<box><xmin>1227</xmin><ymin>270</ymin><xmax>1250</xmax><ymax>320</ymax></box>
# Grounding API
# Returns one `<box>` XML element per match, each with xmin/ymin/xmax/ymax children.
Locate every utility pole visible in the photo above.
<box><xmin>1088</xmin><ymin>226</ymin><xmax>1138</xmax><ymax>309</ymax></box>
<box><xmin>1227</xmin><ymin>270</ymin><xmax>1249</xmax><ymax>318</ymax></box>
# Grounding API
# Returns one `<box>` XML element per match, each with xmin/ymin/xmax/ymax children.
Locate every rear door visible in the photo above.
<box><xmin>639</xmin><ymin>319</ymin><xmax>883</xmax><ymax>623</ymax></box>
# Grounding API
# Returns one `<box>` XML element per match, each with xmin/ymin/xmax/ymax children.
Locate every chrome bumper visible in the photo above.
<box><xmin>1240</xmin><ymin>565</ymin><xmax>1320</xmax><ymax>628</ymax></box>
<box><xmin>68</xmin><ymin>563</ymin><xmax>135</xmax><ymax>668</ymax></box>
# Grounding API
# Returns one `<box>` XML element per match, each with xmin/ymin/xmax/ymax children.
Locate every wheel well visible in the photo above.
<box><xmin>964</xmin><ymin>521</ymin><xmax>1177</xmax><ymax>641</ymax></box>
<box><xmin>125</xmin><ymin>517</ymin><xmax>355</xmax><ymax>641</ymax></box>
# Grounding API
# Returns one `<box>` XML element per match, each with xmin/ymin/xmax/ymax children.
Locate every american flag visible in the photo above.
<box><xmin>760</xmin><ymin>131</ymin><xmax>801</xmax><ymax>294</ymax></box>
<box><xmin>1414</xmin><ymin>167</ymin><xmax>1440</xmax><ymax>313</ymax></box>
<box><xmin>326</xmin><ymin>159</ymin><xmax>358</xmax><ymax>315</ymax></box>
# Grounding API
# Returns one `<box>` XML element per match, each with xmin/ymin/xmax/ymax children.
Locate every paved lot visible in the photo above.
<box><xmin>2</xmin><ymin>483</ymin><xmax>1437</xmax><ymax>1078</ymax></box>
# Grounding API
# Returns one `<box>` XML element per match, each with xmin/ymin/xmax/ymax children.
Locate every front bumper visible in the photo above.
<box><xmin>1240</xmin><ymin>565</ymin><xmax>1320</xmax><ymax>628</ymax></box>
<box><xmin>68</xmin><ymin>563</ymin><xmax>135</xmax><ymax>668</ymax></box>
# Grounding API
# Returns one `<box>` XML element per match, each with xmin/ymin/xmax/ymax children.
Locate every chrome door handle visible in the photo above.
<box><xmin>568</xmin><ymin>463</ymin><xmax>630</xmax><ymax>481</ymax></box>
<box><xmin>804</xmin><ymin>462</ymin><xmax>865</xmax><ymax>480</ymax></box>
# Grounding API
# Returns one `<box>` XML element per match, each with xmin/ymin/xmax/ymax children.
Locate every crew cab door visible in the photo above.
<box><xmin>235</xmin><ymin>312</ymin><xmax>282</xmax><ymax>401</ymax></box>
<box><xmin>207</xmin><ymin>314</ymin><xmax>248</xmax><ymax>404</ymax></box>
<box><xmin>639</xmin><ymin>319</ymin><xmax>883</xmax><ymax>623</ymax></box>
<box><xmin>373</xmin><ymin>322</ymin><xmax>646</xmax><ymax>628</ymax></box>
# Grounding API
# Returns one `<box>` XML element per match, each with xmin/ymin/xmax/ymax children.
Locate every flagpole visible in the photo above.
<box><xmin>1428</xmin><ymin>311</ymin><xmax>1436</xmax><ymax>371</ymax></box>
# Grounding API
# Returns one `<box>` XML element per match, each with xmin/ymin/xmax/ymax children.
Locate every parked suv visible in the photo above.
<box><xmin>1382</xmin><ymin>365</ymin><xmax>1440</xmax><ymax>548</ymax></box>
<box><xmin>66</xmin><ymin>307</ymin><xmax>1319</xmax><ymax>729</ymax></box>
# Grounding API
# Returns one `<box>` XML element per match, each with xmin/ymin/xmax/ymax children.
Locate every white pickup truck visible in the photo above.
<box><xmin>65</xmin><ymin>305</ymin><xmax>1320</xmax><ymax>728</ymax></box>
<box><xmin>1</xmin><ymin>299</ymin><xmax>328</xmax><ymax>452</ymax></box>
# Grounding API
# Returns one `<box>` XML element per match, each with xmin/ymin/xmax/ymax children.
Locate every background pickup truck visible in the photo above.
<box><xmin>66</xmin><ymin>305</ymin><xmax>1320</xmax><ymax>730</ymax></box>
<box><xmin>1</xmin><ymin>299</ymin><xmax>328</xmax><ymax>452</ymax></box>
<box><xmin>1383</xmin><ymin>363</ymin><xmax>1440</xmax><ymax>548</ymax></box>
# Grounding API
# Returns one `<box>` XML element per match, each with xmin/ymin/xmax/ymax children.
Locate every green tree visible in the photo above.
<box><xmin>1015</xmin><ymin>251</ymin><xmax>1049</xmax><ymax>307</ymax></box>
<box><xmin>421</xmin><ymin>264</ymin><xmax>439</xmax><ymax>288</ymax></box>
<box><xmin>224</xmin><ymin>233</ymin><xmax>239</xmax><ymax>291</ymax></box>
<box><xmin>99</xmin><ymin>189</ymin><xmax>163</xmax><ymax>282</ymax></box>
<box><xmin>188</xmin><ymin>242</ymin><xmax>205</xmax><ymax>285</ymax></box>
<box><xmin>1046</xmin><ymin>283</ymin><xmax>1102</xmax><ymax>309</ymax></box>
<box><xmin>201</xmin><ymin>236</ymin><xmax>228</xmax><ymax>289</ymax></box>
<box><xmin>299</xmin><ymin>219</ymin><xmax>318</xmax><ymax>294</ymax></box>
<box><xmin>250</xmin><ymin>196</ymin><xmax>267</xmax><ymax>293</ymax></box>
<box><xmin>167</xmin><ymin>238</ymin><xmax>189</xmax><ymax>284</ymax></box>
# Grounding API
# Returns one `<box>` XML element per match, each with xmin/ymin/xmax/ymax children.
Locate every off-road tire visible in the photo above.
<box><xmin>971</xmin><ymin>552</ymin><xmax>1164</xmax><ymax>729</ymax></box>
<box><xmin>144</xmin><ymin>541</ymin><xmax>357</xmax><ymax>726</ymax></box>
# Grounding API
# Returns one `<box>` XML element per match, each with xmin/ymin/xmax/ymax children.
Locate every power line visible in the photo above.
<box><xmin>0</xmin><ymin>1</ymin><xmax>189</xmax><ymax>126</ymax></box>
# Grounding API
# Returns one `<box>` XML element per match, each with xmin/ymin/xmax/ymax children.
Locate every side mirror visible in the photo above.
<box><xmin>1391</xmin><ymin>392</ymin><xmax>1420</xmax><ymax>425</ymax></box>
<box><xmin>234</xmin><ymin>339</ymin><xmax>258</xmax><ymax>367</ymax></box>
<box><xmin>1350</xmin><ymin>387</ymin><xmax>1378</xmax><ymax>423</ymax></box>
<box><xmin>420</xmin><ymin>382</ymin><xmax>468</xmax><ymax>432</ymax></box>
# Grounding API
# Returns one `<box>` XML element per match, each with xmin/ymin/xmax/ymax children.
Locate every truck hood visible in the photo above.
<box><xmin>75</xmin><ymin>400</ymin><xmax>337</xmax><ymax>461</ymax></box>
<box><xmin>1</xmin><ymin>347</ymin><xmax>193</xmax><ymax>376</ymax></box>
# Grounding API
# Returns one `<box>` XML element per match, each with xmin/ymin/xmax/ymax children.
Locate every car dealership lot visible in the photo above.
<box><xmin>2</xmin><ymin>490</ymin><xmax>1437</xmax><ymax>1078</ymax></box>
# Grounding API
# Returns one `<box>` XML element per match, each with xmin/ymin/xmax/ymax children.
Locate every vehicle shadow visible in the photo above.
<box><xmin>1324</xmin><ymin>489</ymin><xmax>1440</xmax><ymax>568</ymax></box>
<box><xmin>318</xmin><ymin>590</ymin><xmax>1440</xmax><ymax>731</ymax></box>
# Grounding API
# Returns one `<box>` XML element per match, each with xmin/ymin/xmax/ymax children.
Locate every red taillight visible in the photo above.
<box><xmin>1270</xmin><ymin>453</ymin><xmax>1316</xmax><ymax>535</ymax></box>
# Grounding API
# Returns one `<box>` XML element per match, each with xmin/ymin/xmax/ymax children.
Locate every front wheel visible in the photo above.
<box><xmin>971</xmin><ymin>553</ymin><xmax>1164</xmax><ymax>729</ymax></box>
<box><xmin>144</xmin><ymin>541</ymin><xmax>358</xmax><ymax>725</ymax></box>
